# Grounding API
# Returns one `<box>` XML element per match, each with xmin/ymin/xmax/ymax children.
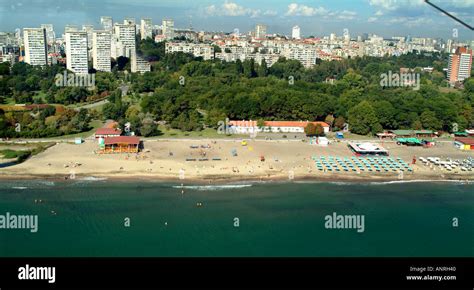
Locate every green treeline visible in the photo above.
<box><xmin>1</xmin><ymin>39</ymin><xmax>473</xmax><ymax>138</ymax></box>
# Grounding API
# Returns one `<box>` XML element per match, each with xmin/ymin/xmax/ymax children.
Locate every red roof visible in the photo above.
<box><xmin>96</xmin><ymin>128</ymin><xmax>122</xmax><ymax>136</ymax></box>
<box><xmin>104</xmin><ymin>136</ymin><xmax>140</xmax><ymax>145</ymax></box>
<box><xmin>229</xmin><ymin>120</ymin><xmax>329</xmax><ymax>128</ymax></box>
<box><xmin>455</xmin><ymin>137</ymin><xmax>474</xmax><ymax>146</ymax></box>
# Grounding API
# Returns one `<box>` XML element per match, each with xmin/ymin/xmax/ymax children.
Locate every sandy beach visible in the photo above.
<box><xmin>1</xmin><ymin>139</ymin><xmax>473</xmax><ymax>183</ymax></box>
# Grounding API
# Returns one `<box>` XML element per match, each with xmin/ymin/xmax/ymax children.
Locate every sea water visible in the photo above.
<box><xmin>0</xmin><ymin>179</ymin><xmax>472</xmax><ymax>257</ymax></box>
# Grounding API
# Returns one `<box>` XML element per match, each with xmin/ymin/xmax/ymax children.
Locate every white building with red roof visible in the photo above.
<box><xmin>95</xmin><ymin>128</ymin><xmax>122</xmax><ymax>139</ymax></box>
<box><xmin>228</xmin><ymin>120</ymin><xmax>329</xmax><ymax>134</ymax></box>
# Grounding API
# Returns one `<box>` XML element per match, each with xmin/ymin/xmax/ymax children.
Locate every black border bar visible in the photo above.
<box><xmin>0</xmin><ymin>257</ymin><xmax>472</xmax><ymax>289</ymax></box>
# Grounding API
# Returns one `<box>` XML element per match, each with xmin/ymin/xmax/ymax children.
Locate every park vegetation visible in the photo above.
<box><xmin>0</xmin><ymin>39</ymin><xmax>473</xmax><ymax>138</ymax></box>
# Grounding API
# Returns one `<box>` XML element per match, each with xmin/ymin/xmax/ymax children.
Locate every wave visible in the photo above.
<box><xmin>79</xmin><ymin>177</ymin><xmax>108</xmax><ymax>181</ymax></box>
<box><xmin>172</xmin><ymin>184</ymin><xmax>252</xmax><ymax>191</ymax></box>
<box><xmin>12</xmin><ymin>186</ymin><xmax>27</xmax><ymax>190</ymax></box>
<box><xmin>367</xmin><ymin>180</ymin><xmax>473</xmax><ymax>185</ymax></box>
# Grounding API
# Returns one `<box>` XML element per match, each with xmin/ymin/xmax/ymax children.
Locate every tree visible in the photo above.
<box><xmin>348</xmin><ymin>101</ymin><xmax>381</xmax><ymax>135</ymax></box>
<box><xmin>258</xmin><ymin>59</ymin><xmax>268</xmax><ymax>77</ymax></box>
<box><xmin>325</xmin><ymin>115</ymin><xmax>335</xmax><ymax>128</ymax></box>
<box><xmin>314</xmin><ymin>124</ymin><xmax>325</xmax><ymax>136</ymax></box>
<box><xmin>420</xmin><ymin>110</ymin><xmax>442</xmax><ymax>130</ymax></box>
<box><xmin>304</xmin><ymin>123</ymin><xmax>316</xmax><ymax>136</ymax></box>
<box><xmin>334</xmin><ymin>116</ymin><xmax>346</xmax><ymax>131</ymax></box>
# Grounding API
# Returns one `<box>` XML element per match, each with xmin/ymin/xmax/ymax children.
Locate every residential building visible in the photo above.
<box><xmin>448</xmin><ymin>47</ymin><xmax>472</xmax><ymax>84</ymax></box>
<box><xmin>162</xmin><ymin>19</ymin><xmax>175</xmax><ymax>40</ymax></box>
<box><xmin>131</xmin><ymin>53</ymin><xmax>151</xmax><ymax>73</ymax></box>
<box><xmin>40</xmin><ymin>24</ymin><xmax>55</xmax><ymax>45</ymax></box>
<box><xmin>165</xmin><ymin>42</ymin><xmax>214</xmax><ymax>60</ymax></box>
<box><xmin>292</xmin><ymin>25</ymin><xmax>301</xmax><ymax>40</ymax></box>
<box><xmin>82</xmin><ymin>25</ymin><xmax>94</xmax><ymax>50</ymax></box>
<box><xmin>65</xmin><ymin>31</ymin><xmax>89</xmax><ymax>74</ymax></box>
<box><xmin>100</xmin><ymin>16</ymin><xmax>113</xmax><ymax>31</ymax></box>
<box><xmin>140</xmin><ymin>18</ymin><xmax>153</xmax><ymax>40</ymax></box>
<box><xmin>255</xmin><ymin>24</ymin><xmax>267</xmax><ymax>39</ymax></box>
<box><xmin>113</xmin><ymin>23</ymin><xmax>136</xmax><ymax>58</ymax></box>
<box><xmin>92</xmin><ymin>30</ymin><xmax>111</xmax><ymax>72</ymax></box>
<box><xmin>23</xmin><ymin>28</ymin><xmax>48</xmax><ymax>65</ymax></box>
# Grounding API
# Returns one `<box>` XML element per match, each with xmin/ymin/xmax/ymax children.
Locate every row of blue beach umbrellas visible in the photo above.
<box><xmin>312</xmin><ymin>156</ymin><xmax>413</xmax><ymax>172</ymax></box>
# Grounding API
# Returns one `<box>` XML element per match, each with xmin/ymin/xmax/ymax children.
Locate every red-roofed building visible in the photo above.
<box><xmin>228</xmin><ymin>120</ymin><xmax>330</xmax><ymax>134</ymax></box>
<box><xmin>98</xmin><ymin>136</ymin><xmax>140</xmax><ymax>154</ymax></box>
<box><xmin>95</xmin><ymin>128</ymin><xmax>122</xmax><ymax>139</ymax></box>
<box><xmin>454</xmin><ymin>137</ymin><xmax>474</xmax><ymax>150</ymax></box>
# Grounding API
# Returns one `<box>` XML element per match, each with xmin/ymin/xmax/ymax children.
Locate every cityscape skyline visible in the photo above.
<box><xmin>1</xmin><ymin>0</ymin><xmax>473</xmax><ymax>40</ymax></box>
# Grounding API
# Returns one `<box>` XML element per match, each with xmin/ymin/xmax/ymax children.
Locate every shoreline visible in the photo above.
<box><xmin>1</xmin><ymin>171</ymin><xmax>472</xmax><ymax>184</ymax></box>
<box><xmin>1</xmin><ymin>139</ymin><xmax>472</xmax><ymax>185</ymax></box>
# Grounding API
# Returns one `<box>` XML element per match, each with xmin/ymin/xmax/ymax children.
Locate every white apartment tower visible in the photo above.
<box><xmin>101</xmin><ymin>16</ymin><xmax>113</xmax><ymax>31</ymax></box>
<box><xmin>292</xmin><ymin>25</ymin><xmax>301</xmax><ymax>40</ymax></box>
<box><xmin>40</xmin><ymin>24</ymin><xmax>55</xmax><ymax>45</ymax></box>
<box><xmin>66</xmin><ymin>31</ymin><xmax>89</xmax><ymax>74</ymax></box>
<box><xmin>113</xmin><ymin>23</ymin><xmax>136</xmax><ymax>58</ymax></box>
<box><xmin>65</xmin><ymin>25</ymin><xmax>79</xmax><ymax>33</ymax></box>
<box><xmin>162</xmin><ymin>19</ymin><xmax>175</xmax><ymax>40</ymax></box>
<box><xmin>255</xmin><ymin>24</ymin><xmax>267</xmax><ymax>39</ymax></box>
<box><xmin>141</xmin><ymin>18</ymin><xmax>153</xmax><ymax>40</ymax></box>
<box><xmin>93</xmin><ymin>30</ymin><xmax>111</xmax><ymax>72</ymax></box>
<box><xmin>82</xmin><ymin>25</ymin><xmax>94</xmax><ymax>50</ymax></box>
<box><xmin>23</xmin><ymin>28</ymin><xmax>48</xmax><ymax>66</ymax></box>
<box><xmin>124</xmin><ymin>18</ymin><xmax>136</xmax><ymax>25</ymax></box>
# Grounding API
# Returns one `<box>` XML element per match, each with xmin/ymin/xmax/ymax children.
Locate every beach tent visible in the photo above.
<box><xmin>396</xmin><ymin>138</ymin><xmax>422</xmax><ymax>146</ymax></box>
<box><xmin>317</xmin><ymin>137</ymin><xmax>329</xmax><ymax>146</ymax></box>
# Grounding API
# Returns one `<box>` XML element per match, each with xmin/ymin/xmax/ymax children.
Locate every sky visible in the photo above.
<box><xmin>0</xmin><ymin>0</ymin><xmax>473</xmax><ymax>40</ymax></box>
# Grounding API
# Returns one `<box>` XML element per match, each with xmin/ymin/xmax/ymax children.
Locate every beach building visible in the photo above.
<box><xmin>98</xmin><ymin>136</ymin><xmax>140</xmax><ymax>154</ymax></box>
<box><xmin>376</xmin><ymin>132</ymin><xmax>396</xmax><ymax>139</ymax></box>
<box><xmin>229</xmin><ymin>120</ymin><xmax>330</xmax><ymax>134</ymax></box>
<box><xmin>95</xmin><ymin>128</ymin><xmax>122</xmax><ymax>139</ymax></box>
<box><xmin>389</xmin><ymin>130</ymin><xmax>435</xmax><ymax>138</ymax></box>
<box><xmin>348</xmin><ymin>142</ymin><xmax>389</xmax><ymax>156</ymax></box>
<box><xmin>310</xmin><ymin>136</ymin><xmax>329</xmax><ymax>146</ymax></box>
<box><xmin>454</xmin><ymin>137</ymin><xmax>474</xmax><ymax>150</ymax></box>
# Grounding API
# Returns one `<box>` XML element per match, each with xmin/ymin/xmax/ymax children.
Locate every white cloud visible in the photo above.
<box><xmin>263</xmin><ymin>10</ymin><xmax>278</xmax><ymax>16</ymax></box>
<box><xmin>368</xmin><ymin>0</ymin><xmax>473</xmax><ymax>11</ymax></box>
<box><xmin>368</xmin><ymin>0</ymin><xmax>424</xmax><ymax>11</ymax></box>
<box><xmin>388</xmin><ymin>16</ymin><xmax>434</xmax><ymax>27</ymax></box>
<box><xmin>205</xmin><ymin>1</ymin><xmax>261</xmax><ymax>17</ymax></box>
<box><xmin>368</xmin><ymin>17</ymin><xmax>378</xmax><ymax>22</ymax></box>
<box><xmin>338</xmin><ymin>10</ymin><xmax>357</xmax><ymax>20</ymax></box>
<box><xmin>375</xmin><ymin>10</ymin><xmax>384</xmax><ymax>16</ymax></box>
<box><xmin>286</xmin><ymin>3</ymin><xmax>328</xmax><ymax>16</ymax></box>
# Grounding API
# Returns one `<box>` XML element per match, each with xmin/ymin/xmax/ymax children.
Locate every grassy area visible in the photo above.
<box><xmin>153</xmin><ymin>126</ymin><xmax>247</xmax><ymax>139</ymax></box>
<box><xmin>0</xmin><ymin>149</ymin><xmax>30</xmax><ymax>159</ymax></box>
<box><xmin>326</xmin><ymin>132</ymin><xmax>378</xmax><ymax>140</ymax></box>
<box><xmin>0</xmin><ymin>142</ymin><xmax>54</xmax><ymax>163</ymax></box>
<box><xmin>50</xmin><ymin>120</ymin><xmax>103</xmax><ymax>140</ymax></box>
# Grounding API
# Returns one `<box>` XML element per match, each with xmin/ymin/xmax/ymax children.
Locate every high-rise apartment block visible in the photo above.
<box><xmin>23</xmin><ymin>28</ymin><xmax>48</xmax><ymax>65</ymax></box>
<box><xmin>162</xmin><ymin>19</ymin><xmax>175</xmax><ymax>40</ymax></box>
<box><xmin>448</xmin><ymin>47</ymin><xmax>472</xmax><ymax>84</ymax></box>
<box><xmin>66</xmin><ymin>31</ymin><xmax>89</xmax><ymax>74</ymax></box>
<box><xmin>101</xmin><ymin>16</ymin><xmax>113</xmax><ymax>31</ymax></box>
<box><xmin>292</xmin><ymin>26</ymin><xmax>301</xmax><ymax>40</ymax></box>
<box><xmin>113</xmin><ymin>23</ymin><xmax>136</xmax><ymax>58</ymax></box>
<box><xmin>93</xmin><ymin>30</ymin><xmax>111</xmax><ymax>72</ymax></box>
<box><xmin>140</xmin><ymin>18</ymin><xmax>153</xmax><ymax>40</ymax></box>
<box><xmin>255</xmin><ymin>24</ymin><xmax>267</xmax><ymax>39</ymax></box>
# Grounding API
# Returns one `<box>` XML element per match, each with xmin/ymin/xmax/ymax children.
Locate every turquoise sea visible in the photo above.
<box><xmin>0</xmin><ymin>179</ymin><xmax>473</xmax><ymax>257</ymax></box>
